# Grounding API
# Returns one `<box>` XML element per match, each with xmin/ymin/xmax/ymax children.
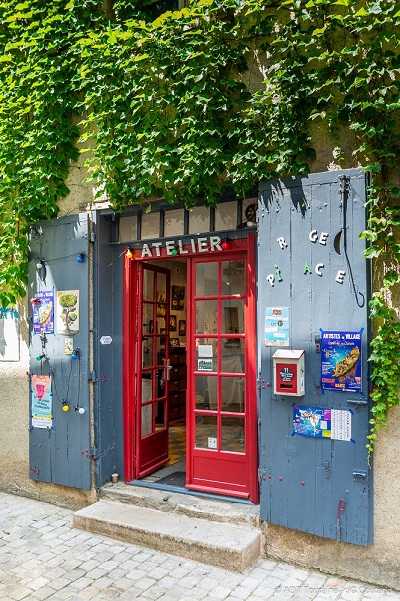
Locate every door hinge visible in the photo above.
<box><xmin>353</xmin><ymin>470</ymin><xmax>367</xmax><ymax>482</ymax></box>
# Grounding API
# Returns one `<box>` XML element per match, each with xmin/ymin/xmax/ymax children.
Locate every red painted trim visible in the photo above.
<box><xmin>122</xmin><ymin>255</ymin><xmax>136</xmax><ymax>482</ymax></box>
<box><xmin>246</xmin><ymin>233</ymin><xmax>259</xmax><ymax>503</ymax></box>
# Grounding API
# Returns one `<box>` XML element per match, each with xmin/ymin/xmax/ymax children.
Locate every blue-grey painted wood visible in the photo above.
<box><xmin>92</xmin><ymin>214</ymin><xmax>125</xmax><ymax>486</ymax></box>
<box><xmin>28</xmin><ymin>214</ymin><xmax>91</xmax><ymax>490</ymax></box>
<box><xmin>258</xmin><ymin>169</ymin><xmax>372</xmax><ymax>545</ymax></box>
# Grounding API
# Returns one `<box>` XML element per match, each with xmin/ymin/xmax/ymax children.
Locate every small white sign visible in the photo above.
<box><xmin>100</xmin><ymin>336</ymin><xmax>113</xmax><ymax>345</ymax></box>
<box><xmin>198</xmin><ymin>344</ymin><xmax>213</xmax><ymax>358</ymax></box>
<box><xmin>208</xmin><ymin>437</ymin><xmax>217</xmax><ymax>449</ymax></box>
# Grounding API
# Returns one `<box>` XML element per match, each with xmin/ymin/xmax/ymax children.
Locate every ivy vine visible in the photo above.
<box><xmin>0</xmin><ymin>0</ymin><xmax>399</xmax><ymax>453</ymax></box>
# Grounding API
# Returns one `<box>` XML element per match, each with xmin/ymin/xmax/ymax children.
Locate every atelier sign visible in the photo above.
<box><xmin>141</xmin><ymin>235</ymin><xmax>224</xmax><ymax>258</ymax></box>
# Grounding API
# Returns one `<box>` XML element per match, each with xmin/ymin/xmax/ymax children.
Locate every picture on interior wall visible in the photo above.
<box><xmin>160</xmin><ymin>328</ymin><xmax>166</xmax><ymax>346</ymax></box>
<box><xmin>170</xmin><ymin>338</ymin><xmax>180</xmax><ymax>348</ymax></box>
<box><xmin>171</xmin><ymin>285</ymin><xmax>185</xmax><ymax>311</ymax></box>
<box><xmin>157</xmin><ymin>291</ymin><xmax>167</xmax><ymax>302</ymax></box>
<box><xmin>170</xmin><ymin>314</ymin><xmax>177</xmax><ymax>331</ymax></box>
<box><xmin>179</xmin><ymin>320</ymin><xmax>186</xmax><ymax>336</ymax></box>
<box><xmin>156</xmin><ymin>304</ymin><xmax>166</xmax><ymax>317</ymax></box>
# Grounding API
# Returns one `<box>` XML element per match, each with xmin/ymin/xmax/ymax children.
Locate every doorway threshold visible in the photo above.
<box><xmin>127</xmin><ymin>479</ymin><xmax>253</xmax><ymax>505</ymax></box>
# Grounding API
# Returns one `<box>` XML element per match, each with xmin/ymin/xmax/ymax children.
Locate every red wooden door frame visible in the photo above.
<box><xmin>186</xmin><ymin>235</ymin><xmax>258</xmax><ymax>502</ymax></box>
<box><xmin>122</xmin><ymin>234</ymin><xmax>258</xmax><ymax>502</ymax></box>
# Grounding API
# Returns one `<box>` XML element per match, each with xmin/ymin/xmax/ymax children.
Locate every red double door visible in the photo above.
<box><xmin>123</xmin><ymin>240</ymin><xmax>258</xmax><ymax>502</ymax></box>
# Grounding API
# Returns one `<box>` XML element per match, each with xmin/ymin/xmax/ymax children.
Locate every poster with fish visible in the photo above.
<box><xmin>32</xmin><ymin>291</ymin><xmax>54</xmax><ymax>334</ymax></box>
<box><xmin>321</xmin><ymin>330</ymin><xmax>362</xmax><ymax>393</ymax></box>
<box><xmin>31</xmin><ymin>374</ymin><xmax>52</xmax><ymax>429</ymax></box>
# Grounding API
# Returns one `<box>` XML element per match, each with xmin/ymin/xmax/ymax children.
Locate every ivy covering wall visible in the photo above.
<box><xmin>0</xmin><ymin>0</ymin><xmax>399</xmax><ymax>449</ymax></box>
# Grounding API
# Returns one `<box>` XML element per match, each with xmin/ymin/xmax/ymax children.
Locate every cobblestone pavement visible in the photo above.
<box><xmin>0</xmin><ymin>491</ymin><xmax>399</xmax><ymax>601</ymax></box>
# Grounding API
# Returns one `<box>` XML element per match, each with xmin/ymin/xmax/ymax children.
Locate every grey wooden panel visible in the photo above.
<box><xmin>92</xmin><ymin>214</ymin><xmax>124</xmax><ymax>486</ymax></box>
<box><xmin>258</xmin><ymin>169</ymin><xmax>372</xmax><ymax>545</ymax></box>
<box><xmin>28</xmin><ymin>215</ymin><xmax>91</xmax><ymax>490</ymax></box>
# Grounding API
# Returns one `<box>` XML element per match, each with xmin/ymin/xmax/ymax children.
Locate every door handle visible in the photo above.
<box><xmin>165</xmin><ymin>359</ymin><xmax>172</xmax><ymax>381</ymax></box>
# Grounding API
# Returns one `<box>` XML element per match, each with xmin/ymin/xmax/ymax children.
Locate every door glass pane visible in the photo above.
<box><xmin>195</xmin><ymin>415</ymin><xmax>217</xmax><ymax>449</ymax></box>
<box><xmin>141</xmin><ymin>372</ymin><xmax>154</xmax><ymax>397</ymax></box>
<box><xmin>164</xmin><ymin>209</ymin><xmax>184</xmax><ymax>237</ymax></box>
<box><xmin>215</xmin><ymin>201</ymin><xmax>237</xmax><ymax>231</ymax></box>
<box><xmin>142</xmin><ymin>303</ymin><xmax>154</xmax><ymax>333</ymax></box>
<box><xmin>156</xmin><ymin>335</ymin><xmax>166</xmax><ymax>357</ymax></box>
<box><xmin>141</xmin><ymin>212</ymin><xmax>160</xmax><ymax>239</ymax></box>
<box><xmin>222</xmin><ymin>340</ymin><xmax>244</xmax><ymax>372</ymax></box>
<box><xmin>222</xmin><ymin>260</ymin><xmax>245</xmax><ymax>295</ymax></box>
<box><xmin>222</xmin><ymin>300</ymin><xmax>244</xmax><ymax>334</ymax></box>
<box><xmin>196</xmin><ymin>263</ymin><xmax>218</xmax><ymax>296</ymax></box>
<box><xmin>141</xmin><ymin>404</ymin><xmax>153</xmax><ymax>438</ymax></box>
<box><xmin>157</xmin><ymin>368</ymin><xmax>165</xmax><ymax>399</ymax></box>
<box><xmin>221</xmin><ymin>377</ymin><xmax>245</xmax><ymax>412</ymax></box>
<box><xmin>221</xmin><ymin>417</ymin><xmax>245</xmax><ymax>453</ymax></box>
<box><xmin>196</xmin><ymin>339</ymin><xmax>218</xmax><ymax>372</ymax></box>
<box><xmin>189</xmin><ymin>206</ymin><xmax>209</xmax><ymax>234</ymax></box>
<box><xmin>205</xmin><ymin>375</ymin><xmax>218</xmax><ymax>410</ymax></box>
<box><xmin>156</xmin><ymin>272</ymin><xmax>167</xmax><ymax>300</ymax></box>
<box><xmin>142</xmin><ymin>338</ymin><xmax>154</xmax><ymax>369</ymax></box>
<box><xmin>143</xmin><ymin>270</ymin><xmax>154</xmax><ymax>301</ymax></box>
<box><xmin>155</xmin><ymin>401</ymin><xmax>165</xmax><ymax>429</ymax></box>
<box><xmin>196</xmin><ymin>300</ymin><xmax>218</xmax><ymax>334</ymax></box>
<box><xmin>195</xmin><ymin>376</ymin><xmax>210</xmax><ymax>410</ymax></box>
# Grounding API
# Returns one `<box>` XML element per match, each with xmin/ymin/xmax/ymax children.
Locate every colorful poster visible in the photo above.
<box><xmin>293</xmin><ymin>405</ymin><xmax>353</xmax><ymax>441</ymax></box>
<box><xmin>321</xmin><ymin>330</ymin><xmax>362</xmax><ymax>392</ymax></box>
<box><xmin>56</xmin><ymin>290</ymin><xmax>79</xmax><ymax>335</ymax></box>
<box><xmin>32</xmin><ymin>291</ymin><xmax>54</xmax><ymax>334</ymax></box>
<box><xmin>265</xmin><ymin>307</ymin><xmax>290</xmax><ymax>346</ymax></box>
<box><xmin>31</xmin><ymin>374</ymin><xmax>52</xmax><ymax>429</ymax></box>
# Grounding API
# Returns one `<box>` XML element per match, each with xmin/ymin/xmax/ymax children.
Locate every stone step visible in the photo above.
<box><xmin>100</xmin><ymin>482</ymin><xmax>260</xmax><ymax>528</ymax></box>
<box><xmin>73</xmin><ymin>500</ymin><xmax>261</xmax><ymax>572</ymax></box>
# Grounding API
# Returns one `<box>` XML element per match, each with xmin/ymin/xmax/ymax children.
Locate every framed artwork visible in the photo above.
<box><xmin>157</xmin><ymin>291</ymin><xmax>166</xmax><ymax>302</ymax></box>
<box><xmin>179</xmin><ymin>320</ymin><xmax>186</xmax><ymax>336</ymax></box>
<box><xmin>170</xmin><ymin>337</ymin><xmax>180</xmax><ymax>348</ymax></box>
<box><xmin>171</xmin><ymin>285</ymin><xmax>185</xmax><ymax>311</ymax></box>
<box><xmin>156</xmin><ymin>303</ymin><xmax>166</xmax><ymax>317</ymax></box>
<box><xmin>160</xmin><ymin>328</ymin><xmax>166</xmax><ymax>346</ymax></box>
<box><xmin>170</xmin><ymin>314</ymin><xmax>177</xmax><ymax>331</ymax></box>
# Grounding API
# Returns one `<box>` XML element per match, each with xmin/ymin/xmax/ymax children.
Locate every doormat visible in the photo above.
<box><xmin>156</xmin><ymin>471</ymin><xmax>186</xmax><ymax>487</ymax></box>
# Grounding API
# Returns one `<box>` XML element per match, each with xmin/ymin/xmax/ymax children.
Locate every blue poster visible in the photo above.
<box><xmin>321</xmin><ymin>330</ymin><xmax>362</xmax><ymax>392</ymax></box>
<box><xmin>293</xmin><ymin>406</ymin><xmax>331</xmax><ymax>438</ymax></box>
<box><xmin>293</xmin><ymin>405</ymin><xmax>353</xmax><ymax>441</ymax></box>
<box><xmin>32</xmin><ymin>291</ymin><xmax>54</xmax><ymax>335</ymax></box>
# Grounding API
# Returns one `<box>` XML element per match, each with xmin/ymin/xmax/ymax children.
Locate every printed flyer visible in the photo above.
<box><xmin>321</xmin><ymin>330</ymin><xmax>362</xmax><ymax>393</ymax></box>
<box><xmin>32</xmin><ymin>291</ymin><xmax>54</xmax><ymax>335</ymax></box>
<box><xmin>31</xmin><ymin>374</ymin><xmax>53</xmax><ymax>429</ymax></box>
<box><xmin>293</xmin><ymin>405</ymin><xmax>352</xmax><ymax>441</ymax></box>
<box><xmin>264</xmin><ymin>307</ymin><xmax>290</xmax><ymax>346</ymax></box>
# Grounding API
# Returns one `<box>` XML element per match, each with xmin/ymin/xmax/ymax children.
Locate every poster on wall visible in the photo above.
<box><xmin>31</xmin><ymin>374</ymin><xmax>53</xmax><ymax>429</ymax></box>
<box><xmin>32</xmin><ymin>291</ymin><xmax>54</xmax><ymax>335</ymax></box>
<box><xmin>56</xmin><ymin>290</ymin><xmax>79</xmax><ymax>335</ymax></box>
<box><xmin>321</xmin><ymin>330</ymin><xmax>362</xmax><ymax>392</ymax></box>
<box><xmin>293</xmin><ymin>405</ymin><xmax>353</xmax><ymax>441</ymax></box>
<box><xmin>264</xmin><ymin>307</ymin><xmax>290</xmax><ymax>346</ymax></box>
<box><xmin>171</xmin><ymin>285</ymin><xmax>185</xmax><ymax>311</ymax></box>
<box><xmin>0</xmin><ymin>307</ymin><xmax>19</xmax><ymax>361</ymax></box>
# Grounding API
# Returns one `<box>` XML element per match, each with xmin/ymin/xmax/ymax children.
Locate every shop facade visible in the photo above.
<box><xmin>28</xmin><ymin>168</ymin><xmax>374</xmax><ymax>552</ymax></box>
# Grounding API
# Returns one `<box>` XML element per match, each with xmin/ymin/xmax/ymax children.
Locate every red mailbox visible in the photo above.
<box><xmin>272</xmin><ymin>349</ymin><xmax>305</xmax><ymax>396</ymax></box>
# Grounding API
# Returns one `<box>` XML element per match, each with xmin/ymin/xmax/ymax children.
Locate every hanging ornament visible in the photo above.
<box><xmin>76</xmin><ymin>252</ymin><xmax>85</xmax><ymax>263</ymax></box>
<box><xmin>126</xmin><ymin>248</ymin><xmax>133</xmax><ymax>259</ymax></box>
